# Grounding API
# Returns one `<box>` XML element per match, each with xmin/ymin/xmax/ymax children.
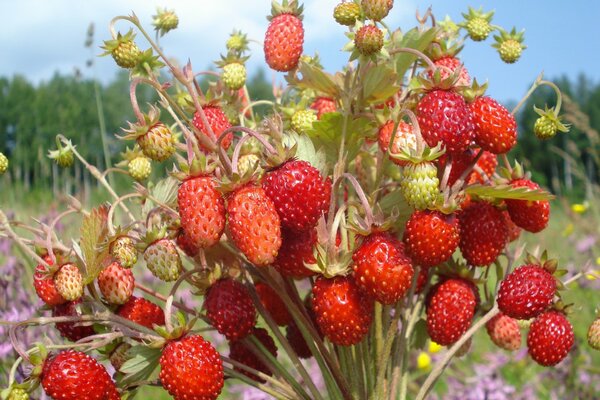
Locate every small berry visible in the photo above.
<box><xmin>255</xmin><ymin>282</ymin><xmax>292</xmax><ymax>326</ymax></box>
<box><xmin>527</xmin><ymin>310</ymin><xmax>574</xmax><ymax>366</ymax></box>
<box><xmin>0</xmin><ymin>152</ymin><xmax>8</xmax><ymax>174</ymax></box>
<box><xmin>310</xmin><ymin>97</ymin><xmax>337</xmax><ymax>119</ymax></box>
<box><xmin>273</xmin><ymin>228</ymin><xmax>318</xmax><ymax>279</ymax></box>
<box><xmin>587</xmin><ymin>317</ymin><xmax>600</xmax><ymax>350</ymax></box>
<box><xmin>229</xmin><ymin>327</ymin><xmax>278</xmax><ymax>383</ymax></box>
<box><xmin>152</xmin><ymin>8</ymin><xmax>179</xmax><ymax>36</ymax></box>
<box><xmin>333</xmin><ymin>2</ymin><xmax>361</xmax><ymax>26</ymax></box>
<box><xmin>34</xmin><ymin>255</ymin><xmax>67</xmax><ymax>306</ymax></box>
<box><xmin>468</xmin><ymin>96</ymin><xmax>517</xmax><ymax>154</ymax></box>
<box><xmin>291</xmin><ymin>110</ymin><xmax>317</xmax><ymax>133</ymax></box>
<box><xmin>137</xmin><ymin>122</ymin><xmax>176</xmax><ymax>162</ymax></box>
<box><xmin>222</xmin><ymin>62</ymin><xmax>247</xmax><ymax>90</ymax></box>
<box><xmin>486</xmin><ymin>312</ymin><xmax>521</xmax><ymax>351</ymax></box>
<box><xmin>7</xmin><ymin>387</ymin><xmax>28</xmax><ymax>400</ymax></box>
<box><xmin>144</xmin><ymin>238</ymin><xmax>182</xmax><ymax>282</ymax></box>
<box><xmin>52</xmin><ymin>299</ymin><xmax>95</xmax><ymax>342</ymax></box>
<box><xmin>362</xmin><ymin>0</ymin><xmax>393</xmax><ymax>21</ymax></box>
<box><xmin>117</xmin><ymin>296</ymin><xmax>165</xmax><ymax>329</ymax></box>
<box><xmin>505</xmin><ymin>178</ymin><xmax>550</xmax><ymax>233</ymax></box>
<box><xmin>264</xmin><ymin>7</ymin><xmax>304</xmax><ymax>72</ymax></box>
<box><xmin>400</xmin><ymin>162</ymin><xmax>441</xmax><ymax>210</ymax></box>
<box><xmin>128</xmin><ymin>156</ymin><xmax>151</xmax><ymax>181</ymax></box>
<box><xmin>403</xmin><ymin>210</ymin><xmax>460</xmax><ymax>268</ymax></box>
<box><xmin>461</xmin><ymin>7</ymin><xmax>494</xmax><ymax>41</ymax></box>
<box><xmin>192</xmin><ymin>105</ymin><xmax>233</xmax><ymax>150</ymax></box>
<box><xmin>110</xmin><ymin>236</ymin><xmax>138</xmax><ymax>268</ymax></box>
<box><xmin>98</xmin><ymin>262</ymin><xmax>135</xmax><ymax>305</ymax></box>
<box><xmin>102</xmin><ymin>30</ymin><xmax>141</xmax><ymax>69</ymax></box>
<box><xmin>458</xmin><ymin>201</ymin><xmax>508</xmax><ymax>266</ymax></box>
<box><xmin>54</xmin><ymin>263</ymin><xmax>83</xmax><ymax>301</ymax></box>
<box><xmin>432</xmin><ymin>56</ymin><xmax>471</xmax><ymax>86</ymax></box>
<box><xmin>377</xmin><ymin>120</ymin><xmax>417</xmax><ymax>166</ymax></box>
<box><xmin>355</xmin><ymin>25</ymin><xmax>384</xmax><ymax>56</ymax></box>
<box><xmin>492</xmin><ymin>28</ymin><xmax>526</xmax><ymax>64</ymax></box>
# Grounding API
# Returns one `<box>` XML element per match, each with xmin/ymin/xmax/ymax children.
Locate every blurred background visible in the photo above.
<box><xmin>1</xmin><ymin>1</ymin><xmax>600</xmax><ymax>399</ymax></box>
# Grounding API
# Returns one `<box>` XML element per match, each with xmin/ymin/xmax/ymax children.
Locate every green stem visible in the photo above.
<box><xmin>511</xmin><ymin>72</ymin><xmax>544</xmax><ymax>115</ymax></box>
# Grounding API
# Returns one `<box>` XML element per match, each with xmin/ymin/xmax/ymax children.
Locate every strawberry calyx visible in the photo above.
<box><xmin>268</xmin><ymin>0</ymin><xmax>304</xmax><ymax>21</ymax></box>
<box><xmin>119</xmin><ymin>105</ymin><xmax>163</xmax><ymax>140</ymax></box>
<box><xmin>153</xmin><ymin>311</ymin><xmax>196</xmax><ymax>347</ymax></box>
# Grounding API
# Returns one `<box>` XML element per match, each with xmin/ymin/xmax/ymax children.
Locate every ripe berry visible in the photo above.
<box><xmin>264</xmin><ymin>7</ymin><xmax>304</xmax><ymax>72</ymax></box>
<box><xmin>468</xmin><ymin>96</ymin><xmax>516</xmax><ymax>154</ymax></box>
<box><xmin>458</xmin><ymin>201</ymin><xmax>508</xmax><ymax>266</ymax></box>
<box><xmin>262</xmin><ymin>159</ymin><xmax>331</xmax><ymax>232</ymax></box>
<box><xmin>229</xmin><ymin>327</ymin><xmax>278</xmax><ymax>383</ymax></box>
<box><xmin>54</xmin><ymin>263</ymin><xmax>83</xmax><ymax>301</ymax></box>
<box><xmin>192</xmin><ymin>105</ymin><xmax>233</xmax><ymax>150</ymax></box>
<box><xmin>377</xmin><ymin>120</ymin><xmax>417</xmax><ymax>166</ymax></box>
<box><xmin>355</xmin><ymin>25</ymin><xmax>384</xmax><ymax>56</ymax></box>
<box><xmin>403</xmin><ymin>210</ymin><xmax>460</xmax><ymax>268</ymax></box>
<box><xmin>497</xmin><ymin>264</ymin><xmax>557</xmax><ymax>320</ymax></box>
<box><xmin>33</xmin><ymin>255</ymin><xmax>67</xmax><ymax>306</ymax></box>
<box><xmin>426</xmin><ymin>279</ymin><xmax>478</xmax><ymax>345</ymax></box>
<box><xmin>273</xmin><ymin>228</ymin><xmax>318</xmax><ymax>278</ymax></box>
<box><xmin>527</xmin><ymin>310</ymin><xmax>574</xmax><ymax>366</ymax></box>
<box><xmin>98</xmin><ymin>261</ymin><xmax>135</xmax><ymax>305</ymax></box>
<box><xmin>312</xmin><ymin>275</ymin><xmax>373</xmax><ymax>346</ymax></box>
<box><xmin>432</xmin><ymin>56</ymin><xmax>471</xmax><ymax>86</ymax></box>
<box><xmin>353</xmin><ymin>232</ymin><xmax>414</xmax><ymax>305</ymax></box>
<box><xmin>310</xmin><ymin>97</ymin><xmax>336</xmax><ymax>119</ymax></box>
<box><xmin>486</xmin><ymin>312</ymin><xmax>521</xmax><ymax>351</ymax></box>
<box><xmin>204</xmin><ymin>278</ymin><xmax>256</xmax><ymax>341</ymax></box>
<box><xmin>255</xmin><ymin>282</ymin><xmax>292</xmax><ymax>326</ymax></box>
<box><xmin>159</xmin><ymin>335</ymin><xmax>224</xmax><ymax>400</ymax></box>
<box><xmin>117</xmin><ymin>296</ymin><xmax>165</xmax><ymax>329</ymax></box>
<box><xmin>52</xmin><ymin>299</ymin><xmax>95</xmax><ymax>342</ymax></box>
<box><xmin>505</xmin><ymin>178</ymin><xmax>550</xmax><ymax>233</ymax></box>
<box><xmin>468</xmin><ymin>150</ymin><xmax>498</xmax><ymax>184</ymax></box>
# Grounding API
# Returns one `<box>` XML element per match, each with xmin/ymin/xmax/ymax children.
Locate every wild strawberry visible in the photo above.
<box><xmin>0</xmin><ymin>152</ymin><xmax>8</xmax><ymax>174</ymax></box>
<box><xmin>310</xmin><ymin>97</ymin><xmax>336</xmax><ymax>119</ymax></box>
<box><xmin>587</xmin><ymin>317</ymin><xmax>600</xmax><ymax>350</ymax></box>
<box><xmin>273</xmin><ymin>228</ymin><xmax>318</xmax><ymax>278</ymax></box>
<box><xmin>469</xmin><ymin>150</ymin><xmax>497</xmax><ymax>184</ymax></box>
<box><xmin>222</xmin><ymin>62</ymin><xmax>247</xmax><ymax>90</ymax></box>
<box><xmin>109</xmin><ymin>342</ymin><xmax>132</xmax><ymax>372</ymax></box>
<box><xmin>255</xmin><ymin>282</ymin><xmax>292</xmax><ymax>326</ymax></box>
<box><xmin>98</xmin><ymin>262</ymin><xmax>135</xmax><ymax>305</ymax></box>
<box><xmin>153</xmin><ymin>8</ymin><xmax>179</xmax><ymax>36</ymax></box>
<box><xmin>6</xmin><ymin>387</ymin><xmax>28</xmax><ymax>400</ymax></box>
<box><xmin>527</xmin><ymin>310</ymin><xmax>574</xmax><ymax>366</ymax></box>
<box><xmin>492</xmin><ymin>28</ymin><xmax>526</xmax><ymax>64</ymax></box>
<box><xmin>176</xmin><ymin>229</ymin><xmax>200</xmax><ymax>258</ymax></box>
<box><xmin>178</xmin><ymin>175</ymin><xmax>226</xmax><ymax>249</ymax></box>
<box><xmin>264</xmin><ymin>1</ymin><xmax>304</xmax><ymax>72</ymax></box>
<box><xmin>41</xmin><ymin>351</ymin><xmax>119</xmax><ymax>400</ymax></box>
<box><xmin>461</xmin><ymin>7</ymin><xmax>494</xmax><ymax>42</ymax></box>
<box><xmin>128</xmin><ymin>155</ymin><xmax>151</xmax><ymax>181</ymax></box>
<box><xmin>426</xmin><ymin>278</ymin><xmax>478</xmax><ymax>345</ymax></box>
<box><xmin>377</xmin><ymin>120</ymin><xmax>417</xmax><ymax>166</ymax></box>
<box><xmin>159</xmin><ymin>335</ymin><xmax>224</xmax><ymax>400</ymax></box>
<box><xmin>101</xmin><ymin>30</ymin><xmax>141</xmax><ymax>69</ymax></box>
<box><xmin>291</xmin><ymin>109</ymin><xmax>317</xmax><ymax>133</ymax></box>
<box><xmin>286</xmin><ymin>322</ymin><xmax>313</xmax><ymax>359</ymax></box>
<box><xmin>400</xmin><ymin>162</ymin><xmax>441</xmax><ymax>210</ymax></box>
<box><xmin>333</xmin><ymin>1</ymin><xmax>361</xmax><ymax>26</ymax></box>
<box><xmin>192</xmin><ymin>105</ymin><xmax>233</xmax><ymax>150</ymax></box>
<box><xmin>144</xmin><ymin>238</ymin><xmax>182</xmax><ymax>282</ymax></box>
<box><xmin>262</xmin><ymin>160</ymin><xmax>331</xmax><ymax>232</ymax></box>
<box><xmin>417</xmin><ymin>90</ymin><xmax>474</xmax><ymax>154</ymax></box>
<box><xmin>486</xmin><ymin>312</ymin><xmax>521</xmax><ymax>351</ymax></box>
<box><xmin>227</xmin><ymin>184</ymin><xmax>282</xmax><ymax>266</ymax></box>
<box><xmin>468</xmin><ymin>96</ymin><xmax>516</xmax><ymax>154</ymax></box>
<box><xmin>439</xmin><ymin>149</ymin><xmax>476</xmax><ymax>187</ymax></box>
<box><xmin>431</xmin><ymin>56</ymin><xmax>471</xmax><ymax>86</ymax></box>
<box><xmin>110</xmin><ymin>236</ymin><xmax>138</xmax><ymax>268</ymax></box>
<box><xmin>52</xmin><ymin>299</ymin><xmax>95</xmax><ymax>342</ymax></box>
<box><xmin>54</xmin><ymin>263</ymin><xmax>83</xmax><ymax>301</ymax></box>
<box><xmin>501</xmin><ymin>210</ymin><xmax>522</xmax><ymax>242</ymax></box>
<box><xmin>459</xmin><ymin>201</ymin><xmax>508</xmax><ymax>266</ymax></box>
<box><xmin>353</xmin><ymin>232</ymin><xmax>415</xmax><ymax>304</ymax></box>
<box><xmin>312</xmin><ymin>275</ymin><xmax>373</xmax><ymax>346</ymax></box>
<box><xmin>497</xmin><ymin>264</ymin><xmax>557</xmax><ymax>320</ymax></box>
<box><xmin>534</xmin><ymin>115</ymin><xmax>558</xmax><ymax>139</ymax></box>
<box><xmin>403</xmin><ymin>210</ymin><xmax>460</xmax><ymax>268</ymax></box>
<box><xmin>362</xmin><ymin>0</ymin><xmax>393</xmax><ymax>21</ymax></box>
<box><xmin>229</xmin><ymin>327</ymin><xmax>278</xmax><ymax>383</ymax></box>
<box><xmin>117</xmin><ymin>296</ymin><xmax>165</xmax><ymax>329</ymax></box>
<box><xmin>355</xmin><ymin>25</ymin><xmax>384</xmax><ymax>56</ymax></box>
<box><xmin>505</xmin><ymin>178</ymin><xmax>550</xmax><ymax>233</ymax></box>
<box><xmin>136</xmin><ymin>121</ymin><xmax>176</xmax><ymax>162</ymax></box>
<box><xmin>204</xmin><ymin>278</ymin><xmax>256</xmax><ymax>341</ymax></box>
<box><xmin>34</xmin><ymin>255</ymin><xmax>67</xmax><ymax>306</ymax></box>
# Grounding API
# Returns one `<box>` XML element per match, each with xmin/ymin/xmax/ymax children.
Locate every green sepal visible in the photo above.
<box><xmin>118</xmin><ymin>345</ymin><xmax>162</xmax><ymax>386</ymax></box>
<box><xmin>466</xmin><ymin>183</ymin><xmax>555</xmax><ymax>202</ymax></box>
<box><xmin>131</xmin><ymin>48</ymin><xmax>165</xmax><ymax>78</ymax></box>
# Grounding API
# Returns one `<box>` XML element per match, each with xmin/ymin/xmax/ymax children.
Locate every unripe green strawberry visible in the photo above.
<box><xmin>227</xmin><ymin>33</ymin><xmax>247</xmax><ymax>52</ymax></box>
<box><xmin>48</xmin><ymin>146</ymin><xmax>74</xmax><ymax>168</ymax></box>
<box><xmin>362</xmin><ymin>0</ymin><xmax>393</xmax><ymax>22</ymax></box>
<box><xmin>137</xmin><ymin>122</ymin><xmax>176</xmax><ymax>162</ymax></box>
<box><xmin>7</xmin><ymin>387</ymin><xmax>28</xmax><ymax>400</ymax></box>
<box><xmin>238</xmin><ymin>154</ymin><xmax>263</xmax><ymax>178</ymax></box>
<box><xmin>333</xmin><ymin>2</ymin><xmax>361</xmax><ymax>26</ymax></box>
<box><xmin>0</xmin><ymin>152</ymin><xmax>8</xmax><ymax>174</ymax></box>
<box><xmin>54</xmin><ymin>263</ymin><xmax>83</xmax><ymax>301</ymax></box>
<box><xmin>102</xmin><ymin>30</ymin><xmax>141</xmax><ymax>69</ymax></box>
<box><xmin>588</xmin><ymin>317</ymin><xmax>600</xmax><ymax>350</ymax></box>
<box><xmin>400</xmin><ymin>162</ymin><xmax>441</xmax><ymax>210</ymax></box>
<box><xmin>152</xmin><ymin>8</ymin><xmax>179</xmax><ymax>36</ymax></box>
<box><xmin>461</xmin><ymin>7</ymin><xmax>494</xmax><ymax>41</ymax></box>
<box><xmin>534</xmin><ymin>115</ymin><xmax>558</xmax><ymax>140</ymax></box>
<box><xmin>128</xmin><ymin>156</ymin><xmax>151</xmax><ymax>181</ymax></box>
<box><xmin>110</xmin><ymin>236</ymin><xmax>138</xmax><ymax>268</ymax></box>
<box><xmin>98</xmin><ymin>262</ymin><xmax>135</xmax><ymax>305</ymax></box>
<box><xmin>109</xmin><ymin>342</ymin><xmax>132</xmax><ymax>372</ymax></box>
<box><xmin>355</xmin><ymin>25</ymin><xmax>384</xmax><ymax>56</ymax></box>
<box><xmin>291</xmin><ymin>110</ymin><xmax>317</xmax><ymax>133</ymax></box>
<box><xmin>222</xmin><ymin>62</ymin><xmax>247</xmax><ymax>90</ymax></box>
<box><xmin>144</xmin><ymin>239</ymin><xmax>182</xmax><ymax>281</ymax></box>
<box><xmin>493</xmin><ymin>28</ymin><xmax>526</xmax><ymax>64</ymax></box>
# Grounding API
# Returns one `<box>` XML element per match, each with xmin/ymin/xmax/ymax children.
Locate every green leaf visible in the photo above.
<box><xmin>411</xmin><ymin>319</ymin><xmax>429</xmax><ymax>350</ymax></box>
<box><xmin>393</xmin><ymin>27</ymin><xmax>439</xmax><ymax>77</ymax></box>
<box><xmin>308</xmin><ymin>112</ymin><xmax>374</xmax><ymax>166</ymax></box>
<box><xmin>362</xmin><ymin>64</ymin><xmax>400</xmax><ymax>104</ymax></box>
<box><xmin>142</xmin><ymin>177</ymin><xmax>179</xmax><ymax>216</ymax></box>
<box><xmin>119</xmin><ymin>345</ymin><xmax>162</xmax><ymax>385</ymax></box>
<box><xmin>465</xmin><ymin>183</ymin><xmax>555</xmax><ymax>201</ymax></box>
<box><xmin>283</xmin><ymin>132</ymin><xmax>328</xmax><ymax>176</ymax></box>
<box><xmin>378</xmin><ymin>189</ymin><xmax>412</xmax><ymax>230</ymax></box>
<box><xmin>287</xmin><ymin>61</ymin><xmax>339</xmax><ymax>97</ymax></box>
<box><xmin>80</xmin><ymin>205</ymin><xmax>109</xmax><ymax>284</ymax></box>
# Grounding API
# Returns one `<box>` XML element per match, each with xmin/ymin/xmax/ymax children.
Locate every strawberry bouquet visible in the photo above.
<box><xmin>0</xmin><ymin>2</ymin><xmax>587</xmax><ymax>400</ymax></box>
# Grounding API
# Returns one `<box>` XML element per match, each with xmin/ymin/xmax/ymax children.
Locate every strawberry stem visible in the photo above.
<box><xmin>342</xmin><ymin>173</ymin><xmax>375</xmax><ymax>229</ymax></box>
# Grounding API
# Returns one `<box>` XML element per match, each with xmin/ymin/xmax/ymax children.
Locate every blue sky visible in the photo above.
<box><xmin>1</xmin><ymin>0</ymin><xmax>598</xmax><ymax>103</ymax></box>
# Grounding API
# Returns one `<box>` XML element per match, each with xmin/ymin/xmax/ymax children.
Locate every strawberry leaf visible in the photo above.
<box><xmin>119</xmin><ymin>345</ymin><xmax>162</xmax><ymax>385</ymax></box>
<box><xmin>465</xmin><ymin>183</ymin><xmax>555</xmax><ymax>201</ymax></box>
<box><xmin>142</xmin><ymin>177</ymin><xmax>179</xmax><ymax>216</ymax></box>
<box><xmin>411</xmin><ymin>319</ymin><xmax>429</xmax><ymax>350</ymax></box>
<box><xmin>79</xmin><ymin>205</ymin><xmax>109</xmax><ymax>284</ymax></box>
<box><xmin>287</xmin><ymin>61</ymin><xmax>339</xmax><ymax>97</ymax></box>
<box><xmin>362</xmin><ymin>64</ymin><xmax>400</xmax><ymax>104</ymax></box>
<box><xmin>392</xmin><ymin>27</ymin><xmax>439</xmax><ymax>76</ymax></box>
<box><xmin>284</xmin><ymin>132</ymin><xmax>328</xmax><ymax>177</ymax></box>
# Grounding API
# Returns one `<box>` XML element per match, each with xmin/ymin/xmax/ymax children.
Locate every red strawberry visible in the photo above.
<box><xmin>178</xmin><ymin>175</ymin><xmax>226</xmax><ymax>249</ymax></box>
<box><xmin>262</xmin><ymin>160</ymin><xmax>331</xmax><ymax>232</ymax></box>
<box><xmin>42</xmin><ymin>350</ymin><xmax>119</xmax><ymax>400</ymax></box>
<box><xmin>117</xmin><ymin>296</ymin><xmax>165</xmax><ymax>329</ymax></box>
<box><xmin>501</xmin><ymin>210</ymin><xmax>522</xmax><ymax>242</ymax></box>
<box><xmin>204</xmin><ymin>278</ymin><xmax>256</xmax><ymax>341</ymax></box>
<box><xmin>353</xmin><ymin>232</ymin><xmax>415</xmax><ymax>304</ymax></box>
<box><xmin>310</xmin><ymin>97</ymin><xmax>336</xmax><ymax>119</ymax></box>
<box><xmin>416</xmin><ymin>90</ymin><xmax>474</xmax><ymax>154</ymax></box>
<box><xmin>403</xmin><ymin>210</ymin><xmax>460</xmax><ymax>268</ymax></box>
<box><xmin>426</xmin><ymin>278</ymin><xmax>478</xmax><ymax>345</ymax></box>
<box><xmin>440</xmin><ymin>148</ymin><xmax>477</xmax><ymax>187</ymax></box>
<box><xmin>286</xmin><ymin>322</ymin><xmax>313</xmax><ymax>359</ymax></box>
<box><xmin>192</xmin><ymin>105</ymin><xmax>233</xmax><ymax>150</ymax></box>
<box><xmin>486</xmin><ymin>312</ymin><xmax>521</xmax><ymax>351</ymax></box>
<box><xmin>264</xmin><ymin>3</ymin><xmax>304</xmax><ymax>72</ymax></box>
<box><xmin>176</xmin><ymin>229</ymin><xmax>200</xmax><ymax>257</ymax></box>
<box><xmin>468</xmin><ymin>96</ymin><xmax>516</xmax><ymax>154</ymax></box>
<box><xmin>527</xmin><ymin>310</ymin><xmax>574</xmax><ymax>366</ymax></box>
<box><xmin>98</xmin><ymin>261</ymin><xmax>135</xmax><ymax>305</ymax></box>
<box><xmin>505</xmin><ymin>178</ymin><xmax>550</xmax><ymax>233</ymax></box>
<box><xmin>52</xmin><ymin>299</ymin><xmax>95</xmax><ymax>342</ymax></box>
<box><xmin>273</xmin><ymin>228</ymin><xmax>318</xmax><ymax>279</ymax></box>
<box><xmin>497</xmin><ymin>264</ymin><xmax>556</xmax><ymax>320</ymax></box>
<box><xmin>458</xmin><ymin>201</ymin><xmax>508</xmax><ymax>266</ymax></box>
<box><xmin>33</xmin><ymin>255</ymin><xmax>67</xmax><ymax>306</ymax></box>
<box><xmin>469</xmin><ymin>150</ymin><xmax>497</xmax><ymax>184</ymax></box>
<box><xmin>312</xmin><ymin>275</ymin><xmax>373</xmax><ymax>346</ymax></box>
<box><xmin>255</xmin><ymin>282</ymin><xmax>292</xmax><ymax>326</ymax></box>
<box><xmin>377</xmin><ymin>120</ymin><xmax>417</xmax><ymax>166</ymax></box>
<box><xmin>229</xmin><ymin>327</ymin><xmax>278</xmax><ymax>383</ymax></box>
<box><xmin>159</xmin><ymin>335</ymin><xmax>224</xmax><ymax>400</ymax></box>
<box><xmin>227</xmin><ymin>184</ymin><xmax>282</xmax><ymax>266</ymax></box>
<box><xmin>431</xmin><ymin>56</ymin><xmax>471</xmax><ymax>86</ymax></box>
